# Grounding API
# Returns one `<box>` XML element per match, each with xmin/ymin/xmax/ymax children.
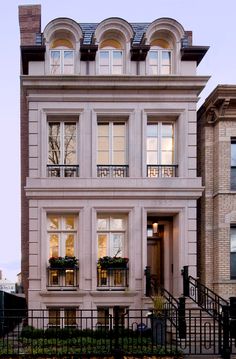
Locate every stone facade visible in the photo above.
<box><xmin>19</xmin><ymin>5</ymin><xmax>209</xmax><ymax>312</ymax></box>
<box><xmin>197</xmin><ymin>85</ymin><xmax>236</xmax><ymax>299</ymax></box>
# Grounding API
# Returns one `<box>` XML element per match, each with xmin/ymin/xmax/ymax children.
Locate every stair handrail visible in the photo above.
<box><xmin>188</xmin><ymin>275</ymin><xmax>229</xmax><ymax>319</ymax></box>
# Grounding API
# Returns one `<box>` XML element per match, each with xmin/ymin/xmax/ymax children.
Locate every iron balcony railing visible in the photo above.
<box><xmin>147</xmin><ymin>164</ymin><xmax>178</xmax><ymax>178</ymax></box>
<box><xmin>97</xmin><ymin>267</ymin><xmax>129</xmax><ymax>289</ymax></box>
<box><xmin>47</xmin><ymin>164</ymin><xmax>79</xmax><ymax>177</ymax></box>
<box><xmin>47</xmin><ymin>267</ymin><xmax>79</xmax><ymax>290</ymax></box>
<box><xmin>97</xmin><ymin>165</ymin><xmax>129</xmax><ymax>178</ymax></box>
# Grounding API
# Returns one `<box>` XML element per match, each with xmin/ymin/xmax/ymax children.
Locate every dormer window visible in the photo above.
<box><xmin>148</xmin><ymin>39</ymin><xmax>172</xmax><ymax>75</ymax></box>
<box><xmin>50</xmin><ymin>39</ymin><xmax>74</xmax><ymax>75</ymax></box>
<box><xmin>98</xmin><ymin>39</ymin><xmax>123</xmax><ymax>75</ymax></box>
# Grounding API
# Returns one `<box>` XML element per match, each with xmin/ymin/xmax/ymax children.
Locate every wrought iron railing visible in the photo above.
<box><xmin>47</xmin><ymin>267</ymin><xmax>79</xmax><ymax>289</ymax></box>
<box><xmin>97</xmin><ymin>267</ymin><xmax>128</xmax><ymax>289</ymax></box>
<box><xmin>47</xmin><ymin>164</ymin><xmax>79</xmax><ymax>177</ymax></box>
<box><xmin>147</xmin><ymin>164</ymin><xmax>178</xmax><ymax>178</ymax></box>
<box><xmin>1</xmin><ymin>308</ymin><xmax>234</xmax><ymax>357</ymax></box>
<box><xmin>97</xmin><ymin>165</ymin><xmax>129</xmax><ymax>178</ymax></box>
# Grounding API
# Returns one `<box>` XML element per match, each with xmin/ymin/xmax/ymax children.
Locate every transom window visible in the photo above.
<box><xmin>47</xmin><ymin>120</ymin><xmax>78</xmax><ymax>177</ymax></box>
<box><xmin>97</xmin><ymin>215</ymin><xmax>127</xmax><ymax>258</ymax></box>
<box><xmin>48</xmin><ymin>214</ymin><xmax>77</xmax><ymax>258</ymax></box>
<box><xmin>148</xmin><ymin>39</ymin><xmax>172</xmax><ymax>75</ymax></box>
<box><xmin>50</xmin><ymin>39</ymin><xmax>74</xmax><ymax>75</ymax></box>
<box><xmin>230</xmin><ymin>226</ymin><xmax>236</xmax><ymax>279</ymax></box>
<box><xmin>99</xmin><ymin>39</ymin><xmax>123</xmax><ymax>75</ymax></box>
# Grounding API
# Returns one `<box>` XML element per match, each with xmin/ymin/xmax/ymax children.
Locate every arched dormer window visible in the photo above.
<box><xmin>50</xmin><ymin>39</ymin><xmax>74</xmax><ymax>75</ymax></box>
<box><xmin>99</xmin><ymin>39</ymin><xmax>123</xmax><ymax>75</ymax></box>
<box><xmin>148</xmin><ymin>39</ymin><xmax>172</xmax><ymax>75</ymax></box>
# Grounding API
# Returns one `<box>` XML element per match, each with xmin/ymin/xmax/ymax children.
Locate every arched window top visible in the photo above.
<box><xmin>150</xmin><ymin>39</ymin><xmax>171</xmax><ymax>49</ymax></box>
<box><xmin>95</xmin><ymin>17</ymin><xmax>133</xmax><ymax>44</ymax></box>
<box><xmin>146</xmin><ymin>17</ymin><xmax>185</xmax><ymax>45</ymax></box>
<box><xmin>100</xmin><ymin>39</ymin><xmax>123</xmax><ymax>50</ymax></box>
<box><xmin>44</xmin><ymin>18</ymin><xmax>82</xmax><ymax>45</ymax></box>
<box><xmin>51</xmin><ymin>39</ymin><xmax>74</xmax><ymax>49</ymax></box>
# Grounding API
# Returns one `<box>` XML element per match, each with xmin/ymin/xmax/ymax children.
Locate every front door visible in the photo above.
<box><xmin>147</xmin><ymin>229</ymin><xmax>164</xmax><ymax>288</ymax></box>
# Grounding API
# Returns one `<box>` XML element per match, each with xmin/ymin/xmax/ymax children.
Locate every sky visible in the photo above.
<box><xmin>0</xmin><ymin>0</ymin><xmax>236</xmax><ymax>282</ymax></box>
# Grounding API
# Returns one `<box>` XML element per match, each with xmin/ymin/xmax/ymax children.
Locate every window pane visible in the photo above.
<box><xmin>231</xmin><ymin>143</ymin><xmax>236</xmax><ymax>166</ymax></box>
<box><xmin>162</xmin><ymin>137</ymin><xmax>173</xmax><ymax>152</ymax></box>
<box><xmin>111</xmin><ymin>217</ymin><xmax>125</xmax><ymax>230</ymax></box>
<box><xmin>161</xmin><ymin>151</ymin><xmax>173</xmax><ymax>164</ymax></box>
<box><xmin>113</xmin><ymin>151</ymin><xmax>125</xmax><ymax>164</ymax></box>
<box><xmin>98</xmin><ymin>137</ymin><xmax>109</xmax><ymax>151</ymax></box>
<box><xmin>113</xmin><ymin>51</ymin><xmax>122</xmax><ymax>64</ymax></box>
<box><xmin>162</xmin><ymin>51</ymin><xmax>171</xmax><ymax>65</ymax></box>
<box><xmin>110</xmin><ymin>234</ymin><xmax>123</xmax><ymax>257</ymax></box>
<box><xmin>50</xmin><ymin>235</ymin><xmax>59</xmax><ymax>257</ymax></box>
<box><xmin>231</xmin><ymin>253</ymin><xmax>236</xmax><ymax>279</ymax></box>
<box><xmin>48</xmin><ymin>123</ymin><xmax>60</xmax><ymax>164</ymax></box>
<box><xmin>65</xmin><ymin>235</ymin><xmax>74</xmax><ymax>257</ymax></box>
<box><xmin>65</xmin><ymin>308</ymin><xmax>76</xmax><ymax>326</ymax></box>
<box><xmin>64</xmin><ymin>51</ymin><xmax>74</xmax><ymax>65</ymax></box>
<box><xmin>98</xmin><ymin>234</ymin><xmax>108</xmax><ymax>258</ymax></box>
<box><xmin>113</xmin><ymin>124</ymin><xmax>125</xmax><ymax>136</ymax></box>
<box><xmin>147</xmin><ymin>138</ymin><xmax>158</xmax><ymax>151</ymax></box>
<box><xmin>65</xmin><ymin>216</ymin><xmax>75</xmax><ymax>230</ymax></box>
<box><xmin>147</xmin><ymin>124</ymin><xmax>158</xmax><ymax>137</ymax></box>
<box><xmin>113</xmin><ymin>137</ymin><xmax>125</xmax><ymax>151</ymax></box>
<box><xmin>97</xmin><ymin>218</ymin><xmax>108</xmax><ymax>230</ymax></box>
<box><xmin>97</xmin><ymin>151</ymin><xmax>109</xmax><ymax>164</ymax></box>
<box><xmin>147</xmin><ymin>152</ymin><xmax>158</xmax><ymax>164</ymax></box>
<box><xmin>100</xmin><ymin>51</ymin><xmax>109</xmax><ymax>65</ymax></box>
<box><xmin>65</xmin><ymin>270</ymin><xmax>74</xmax><ymax>286</ymax></box>
<box><xmin>162</xmin><ymin>124</ymin><xmax>173</xmax><ymax>137</ymax></box>
<box><xmin>48</xmin><ymin>215</ymin><xmax>59</xmax><ymax>230</ymax></box>
<box><xmin>231</xmin><ymin>228</ymin><xmax>236</xmax><ymax>252</ymax></box>
<box><xmin>49</xmin><ymin>308</ymin><xmax>60</xmax><ymax>326</ymax></box>
<box><xmin>149</xmin><ymin>51</ymin><xmax>158</xmax><ymax>64</ymax></box>
<box><xmin>98</xmin><ymin>124</ymin><xmax>109</xmax><ymax>136</ymax></box>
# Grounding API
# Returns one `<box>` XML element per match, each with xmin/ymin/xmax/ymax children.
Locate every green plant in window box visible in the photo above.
<box><xmin>97</xmin><ymin>256</ymin><xmax>129</xmax><ymax>269</ymax></box>
<box><xmin>49</xmin><ymin>256</ymin><xmax>78</xmax><ymax>268</ymax></box>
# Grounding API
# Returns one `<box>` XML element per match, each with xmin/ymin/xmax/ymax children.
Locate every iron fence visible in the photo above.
<box><xmin>0</xmin><ymin>307</ymin><xmax>235</xmax><ymax>358</ymax></box>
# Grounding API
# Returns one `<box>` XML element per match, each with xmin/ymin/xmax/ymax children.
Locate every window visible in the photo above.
<box><xmin>97</xmin><ymin>307</ymin><xmax>127</xmax><ymax>329</ymax></box>
<box><xmin>48</xmin><ymin>307</ymin><xmax>77</xmax><ymax>328</ymax></box>
<box><xmin>97</xmin><ymin>215</ymin><xmax>127</xmax><ymax>258</ymax></box>
<box><xmin>97</xmin><ymin>121</ymin><xmax>128</xmax><ymax>177</ymax></box>
<box><xmin>50</xmin><ymin>39</ymin><xmax>74</xmax><ymax>75</ymax></box>
<box><xmin>148</xmin><ymin>39</ymin><xmax>172</xmax><ymax>75</ymax></box>
<box><xmin>231</xmin><ymin>227</ymin><xmax>236</xmax><ymax>279</ymax></box>
<box><xmin>48</xmin><ymin>214</ymin><xmax>77</xmax><ymax>258</ymax></box>
<box><xmin>98</xmin><ymin>39</ymin><xmax>123</xmax><ymax>75</ymax></box>
<box><xmin>147</xmin><ymin>121</ymin><xmax>176</xmax><ymax>177</ymax></box>
<box><xmin>47</xmin><ymin>120</ymin><xmax>78</xmax><ymax>177</ymax></box>
<box><xmin>231</xmin><ymin>140</ymin><xmax>236</xmax><ymax>190</ymax></box>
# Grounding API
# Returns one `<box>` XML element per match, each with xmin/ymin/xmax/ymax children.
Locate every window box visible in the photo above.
<box><xmin>49</xmin><ymin>256</ymin><xmax>78</xmax><ymax>268</ymax></box>
<box><xmin>97</xmin><ymin>256</ymin><xmax>129</xmax><ymax>269</ymax></box>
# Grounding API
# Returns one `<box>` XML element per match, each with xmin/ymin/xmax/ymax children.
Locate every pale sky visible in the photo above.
<box><xmin>0</xmin><ymin>0</ymin><xmax>235</xmax><ymax>282</ymax></box>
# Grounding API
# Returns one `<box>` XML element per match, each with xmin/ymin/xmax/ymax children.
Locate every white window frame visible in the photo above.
<box><xmin>47</xmin><ymin>120</ymin><xmax>78</xmax><ymax>166</ymax></box>
<box><xmin>98</xmin><ymin>49</ymin><xmax>123</xmax><ymax>75</ymax></box>
<box><xmin>50</xmin><ymin>49</ymin><xmax>75</xmax><ymax>75</ymax></box>
<box><xmin>148</xmin><ymin>49</ymin><xmax>172</xmax><ymax>75</ymax></box>
<box><xmin>97</xmin><ymin>214</ymin><xmax>127</xmax><ymax>258</ymax></box>
<box><xmin>47</xmin><ymin>214</ymin><xmax>78</xmax><ymax>259</ymax></box>
<box><xmin>97</xmin><ymin>121</ymin><xmax>127</xmax><ymax>166</ymax></box>
<box><xmin>146</xmin><ymin>121</ymin><xmax>175</xmax><ymax>165</ymax></box>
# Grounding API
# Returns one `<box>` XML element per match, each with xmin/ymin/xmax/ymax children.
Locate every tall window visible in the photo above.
<box><xmin>97</xmin><ymin>121</ymin><xmax>128</xmax><ymax>177</ymax></box>
<box><xmin>231</xmin><ymin>226</ymin><xmax>236</xmax><ymax>279</ymax></box>
<box><xmin>231</xmin><ymin>139</ymin><xmax>236</xmax><ymax>190</ymax></box>
<box><xmin>48</xmin><ymin>307</ymin><xmax>77</xmax><ymax>328</ymax></box>
<box><xmin>50</xmin><ymin>39</ymin><xmax>74</xmax><ymax>75</ymax></box>
<box><xmin>148</xmin><ymin>39</ymin><xmax>172</xmax><ymax>75</ymax></box>
<box><xmin>48</xmin><ymin>214</ymin><xmax>77</xmax><ymax>258</ymax></box>
<box><xmin>48</xmin><ymin>121</ymin><xmax>78</xmax><ymax>177</ymax></box>
<box><xmin>99</xmin><ymin>39</ymin><xmax>123</xmax><ymax>75</ymax></box>
<box><xmin>97</xmin><ymin>215</ymin><xmax>127</xmax><ymax>258</ymax></box>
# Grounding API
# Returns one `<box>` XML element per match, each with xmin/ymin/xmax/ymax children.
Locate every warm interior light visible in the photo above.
<box><xmin>152</xmin><ymin>222</ymin><xmax>158</xmax><ymax>234</ymax></box>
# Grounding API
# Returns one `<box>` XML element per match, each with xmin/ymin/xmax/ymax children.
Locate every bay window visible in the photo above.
<box><xmin>47</xmin><ymin>120</ymin><xmax>78</xmax><ymax>177</ymax></box>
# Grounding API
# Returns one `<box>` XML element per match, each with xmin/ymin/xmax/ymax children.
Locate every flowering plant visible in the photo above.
<box><xmin>49</xmin><ymin>256</ymin><xmax>78</xmax><ymax>268</ymax></box>
<box><xmin>97</xmin><ymin>256</ymin><xmax>129</xmax><ymax>269</ymax></box>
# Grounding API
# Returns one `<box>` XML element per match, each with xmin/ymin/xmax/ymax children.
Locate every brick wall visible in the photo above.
<box><xmin>18</xmin><ymin>5</ymin><xmax>41</xmax><ymax>46</ymax></box>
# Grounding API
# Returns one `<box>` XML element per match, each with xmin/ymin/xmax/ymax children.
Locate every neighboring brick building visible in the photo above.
<box><xmin>197</xmin><ymin>85</ymin><xmax>236</xmax><ymax>299</ymax></box>
<box><xmin>19</xmin><ymin>4</ymin><xmax>209</xmax><ymax>321</ymax></box>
